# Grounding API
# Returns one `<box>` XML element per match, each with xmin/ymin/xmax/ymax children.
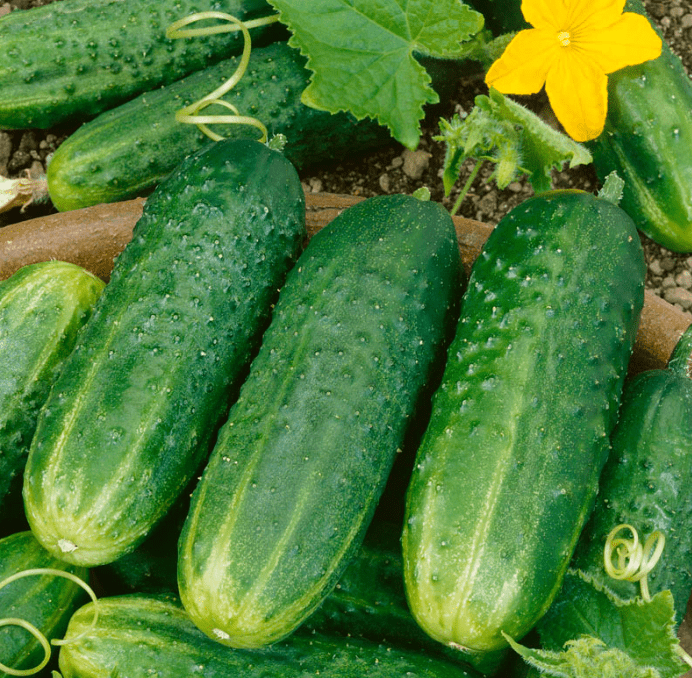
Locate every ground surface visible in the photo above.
<box><xmin>2</xmin><ymin>0</ymin><xmax>692</xmax><ymax>673</ymax></box>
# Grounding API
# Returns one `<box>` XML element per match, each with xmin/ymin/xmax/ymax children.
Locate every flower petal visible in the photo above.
<box><xmin>521</xmin><ymin>0</ymin><xmax>565</xmax><ymax>30</ymax></box>
<box><xmin>545</xmin><ymin>51</ymin><xmax>608</xmax><ymax>141</ymax></box>
<box><xmin>566</xmin><ymin>0</ymin><xmax>626</xmax><ymax>32</ymax></box>
<box><xmin>485</xmin><ymin>29</ymin><xmax>559</xmax><ymax>95</ymax></box>
<box><xmin>574</xmin><ymin>13</ymin><xmax>662</xmax><ymax>73</ymax></box>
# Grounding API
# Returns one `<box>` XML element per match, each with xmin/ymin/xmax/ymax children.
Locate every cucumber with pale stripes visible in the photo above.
<box><xmin>178</xmin><ymin>193</ymin><xmax>464</xmax><ymax>649</ymax></box>
<box><xmin>22</xmin><ymin>138</ymin><xmax>306</xmax><ymax>567</ymax></box>
<box><xmin>0</xmin><ymin>261</ymin><xmax>104</xmax><ymax>530</ymax></box>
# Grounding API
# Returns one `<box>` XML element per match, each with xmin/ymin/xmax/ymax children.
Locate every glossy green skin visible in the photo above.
<box><xmin>46</xmin><ymin>41</ymin><xmax>389</xmax><ymax>212</ymax></box>
<box><xmin>304</xmin><ymin>521</ymin><xmax>483</xmax><ymax>670</ymax></box>
<box><xmin>590</xmin><ymin>0</ymin><xmax>692</xmax><ymax>252</ymax></box>
<box><xmin>570</xmin><ymin>325</ymin><xmax>692</xmax><ymax>619</ymax></box>
<box><xmin>23</xmin><ymin>139</ymin><xmax>306</xmax><ymax>568</ymax></box>
<box><xmin>403</xmin><ymin>191</ymin><xmax>646</xmax><ymax>658</ymax></box>
<box><xmin>587</xmin><ymin>35</ymin><xmax>692</xmax><ymax>252</ymax></box>
<box><xmin>178</xmin><ymin>194</ymin><xmax>463</xmax><ymax>649</ymax></box>
<box><xmin>0</xmin><ymin>262</ymin><xmax>104</xmax><ymax>523</ymax></box>
<box><xmin>0</xmin><ymin>531</ymin><xmax>88</xmax><ymax>675</ymax></box>
<box><xmin>58</xmin><ymin>595</ymin><xmax>481</xmax><ymax>678</ymax></box>
<box><xmin>0</xmin><ymin>0</ymin><xmax>274</xmax><ymax>129</ymax></box>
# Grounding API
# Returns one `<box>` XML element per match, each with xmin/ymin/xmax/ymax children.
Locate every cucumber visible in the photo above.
<box><xmin>22</xmin><ymin>138</ymin><xmax>306</xmax><ymax>568</ymax></box>
<box><xmin>0</xmin><ymin>261</ymin><xmax>104</xmax><ymax>528</ymax></box>
<box><xmin>402</xmin><ymin>190</ymin><xmax>646</xmax><ymax>665</ymax></box>
<box><xmin>586</xmin><ymin>0</ymin><xmax>692</xmax><ymax>252</ymax></box>
<box><xmin>0</xmin><ymin>530</ymin><xmax>88</xmax><ymax>675</ymax></box>
<box><xmin>45</xmin><ymin>41</ymin><xmax>389</xmax><ymax>212</ymax></box>
<box><xmin>0</xmin><ymin>0</ymin><xmax>276</xmax><ymax>129</ymax></box>
<box><xmin>304</xmin><ymin>520</ymin><xmax>480</xmax><ymax>669</ymax></box>
<box><xmin>568</xmin><ymin>323</ymin><xmax>692</xmax><ymax>619</ymax></box>
<box><xmin>178</xmin><ymin>193</ymin><xmax>464</xmax><ymax>649</ymax></box>
<box><xmin>58</xmin><ymin>594</ymin><xmax>482</xmax><ymax>678</ymax></box>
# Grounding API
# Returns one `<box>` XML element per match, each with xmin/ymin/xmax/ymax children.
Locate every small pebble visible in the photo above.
<box><xmin>664</xmin><ymin>287</ymin><xmax>692</xmax><ymax>310</ymax></box>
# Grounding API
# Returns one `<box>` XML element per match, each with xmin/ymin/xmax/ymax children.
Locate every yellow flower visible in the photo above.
<box><xmin>485</xmin><ymin>0</ymin><xmax>662</xmax><ymax>142</ymax></box>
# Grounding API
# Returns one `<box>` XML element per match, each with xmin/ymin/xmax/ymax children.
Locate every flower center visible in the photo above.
<box><xmin>557</xmin><ymin>30</ymin><xmax>571</xmax><ymax>47</ymax></box>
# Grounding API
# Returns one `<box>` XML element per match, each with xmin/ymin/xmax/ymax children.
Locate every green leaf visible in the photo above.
<box><xmin>533</xmin><ymin>570</ymin><xmax>687</xmax><ymax>678</ymax></box>
<box><xmin>505</xmin><ymin>634</ymin><xmax>662</xmax><ymax>678</ymax></box>
<box><xmin>266</xmin><ymin>0</ymin><xmax>484</xmax><ymax>150</ymax></box>
<box><xmin>435</xmin><ymin>88</ymin><xmax>592</xmax><ymax>196</ymax></box>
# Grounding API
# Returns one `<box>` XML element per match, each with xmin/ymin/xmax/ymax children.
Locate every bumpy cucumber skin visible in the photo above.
<box><xmin>570</xmin><ymin>330</ymin><xmax>692</xmax><ymax>618</ymax></box>
<box><xmin>46</xmin><ymin>41</ymin><xmax>389</xmax><ymax>212</ymax></box>
<box><xmin>178</xmin><ymin>194</ymin><xmax>463</xmax><ymax>649</ymax></box>
<box><xmin>587</xmin><ymin>1</ymin><xmax>692</xmax><ymax>252</ymax></box>
<box><xmin>403</xmin><ymin>190</ymin><xmax>646</xmax><ymax>657</ymax></box>
<box><xmin>58</xmin><ymin>595</ymin><xmax>481</xmax><ymax>678</ymax></box>
<box><xmin>0</xmin><ymin>531</ymin><xmax>88</xmax><ymax>674</ymax></box>
<box><xmin>0</xmin><ymin>261</ymin><xmax>104</xmax><ymax>520</ymax></box>
<box><xmin>23</xmin><ymin>139</ymin><xmax>306</xmax><ymax>568</ymax></box>
<box><xmin>0</xmin><ymin>0</ymin><xmax>274</xmax><ymax>129</ymax></box>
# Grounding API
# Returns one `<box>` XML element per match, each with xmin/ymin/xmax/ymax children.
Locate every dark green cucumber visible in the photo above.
<box><xmin>58</xmin><ymin>595</ymin><xmax>482</xmax><ymax>678</ymax></box>
<box><xmin>178</xmin><ymin>193</ymin><xmax>463</xmax><ymax>649</ymax></box>
<box><xmin>586</xmin><ymin>0</ymin><xmax>692</xmax><ymax>252</ymax></box>
<box><xmin>0</xmin><ymin>0</ymin><xmax>276</xmax><ymax>129</ymax></box>
<box><xmin>22</xmin><ymin>138</ymin><xmax>306</xmax><ymax>568</ymax></box>
<box><xmin>402</xmin><ymin>190</ymin><xmax>646</xmax><ymax>663</ymax></box>
<box><xmin>0</xmin><ymin>261</ymin><xmax>104</xmax><ymax>527</ymax></box>
<box><xmin>568</xmin><ymin>323</ymin><xmax>692</xmax><ymax>618</ymax></box>
<box><xmin>0</xmin><ymin>530</ymin><xmax>88</xmax><ymax>675</ymax></box>
<box><xmin>45</xmin><ymin>41</ymin><xmax>389</xmax><ymax>212</ymax></box>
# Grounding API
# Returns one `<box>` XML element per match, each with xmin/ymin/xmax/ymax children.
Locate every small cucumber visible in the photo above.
<box><xmin>0</xmin><ymin>530</ymin><xmax>88</xmax><ymax>675</ymax></box>
<box><xmin>58</xmin><ymin>595</ymin><xmax>482</xmax><ymax>678</ymax></box>
<box><xmin>569</xmin><ymin>323</ymin><xmax>692</xmax><ymax>619</ymax></box>
<box><xmin>178</xmin><ymin>193</ymin><xmax>463</xmax><ymax>649</ymax></box>
<box><xmin>0</xmin><ymin>0</ymin><xmax>275</xmax><ymax>129</ymax></box>
<box><xmin>403</xmin><ymin>190</ymin><xmax>646</xmax><ymax>663</ymax></box>
<box><xmin>0</xmin><ymin>261</ymin><xmax>104</xmax><ymax>525</ymax></box>
<box><xmin>23</xmin><ymin>139</ymin><xmax>306</xmax><ymax>567</ymax></box>
<box><xmin>45</xmin><ymin>41</ymin><xmax>389</xmax><ymax>212</ymax></box>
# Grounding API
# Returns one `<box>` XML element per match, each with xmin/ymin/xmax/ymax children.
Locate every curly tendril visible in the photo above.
<box><xmin>165</xmin><ymin>11</ymin><xmax>280</xmax><ymax>142</ymax></box>
<box><xmin>603</xmin><ymin>523</ymin><xmax>665</xmax><ymax>602</ymax></box>
<box><xmin>0</xmin><ymin>568</ymin><xmax>99</xmax><ymax>676</ymax></box>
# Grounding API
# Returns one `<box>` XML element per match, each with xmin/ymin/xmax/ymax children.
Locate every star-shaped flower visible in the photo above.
<box><xmin>485</xmin><ymin>0</ymin><xmax>662</xmax><ymax>142</ymax></box>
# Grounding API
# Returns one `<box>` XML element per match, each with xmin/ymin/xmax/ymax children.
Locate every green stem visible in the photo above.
<box><xmin>450</xmin><ymin>160</ymin><xmax>483</xmax><ymax>216</ymax></box>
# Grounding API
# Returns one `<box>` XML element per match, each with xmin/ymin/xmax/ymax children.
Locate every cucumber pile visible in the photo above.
<box><xmin>2</xmin><ymin>1</ymin><xmax>692</xmax><ymax>676</ymax></box>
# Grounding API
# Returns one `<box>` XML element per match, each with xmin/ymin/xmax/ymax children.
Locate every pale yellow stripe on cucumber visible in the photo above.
<box><xmin>28</xmin><ymin>316</ymin><xmax>123</xmax><ymax>558</ymax></box>
<box><xmin>231</xmin><ymin>456</ymin><xmax>376</xmax><ymax>645</ymax></box>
